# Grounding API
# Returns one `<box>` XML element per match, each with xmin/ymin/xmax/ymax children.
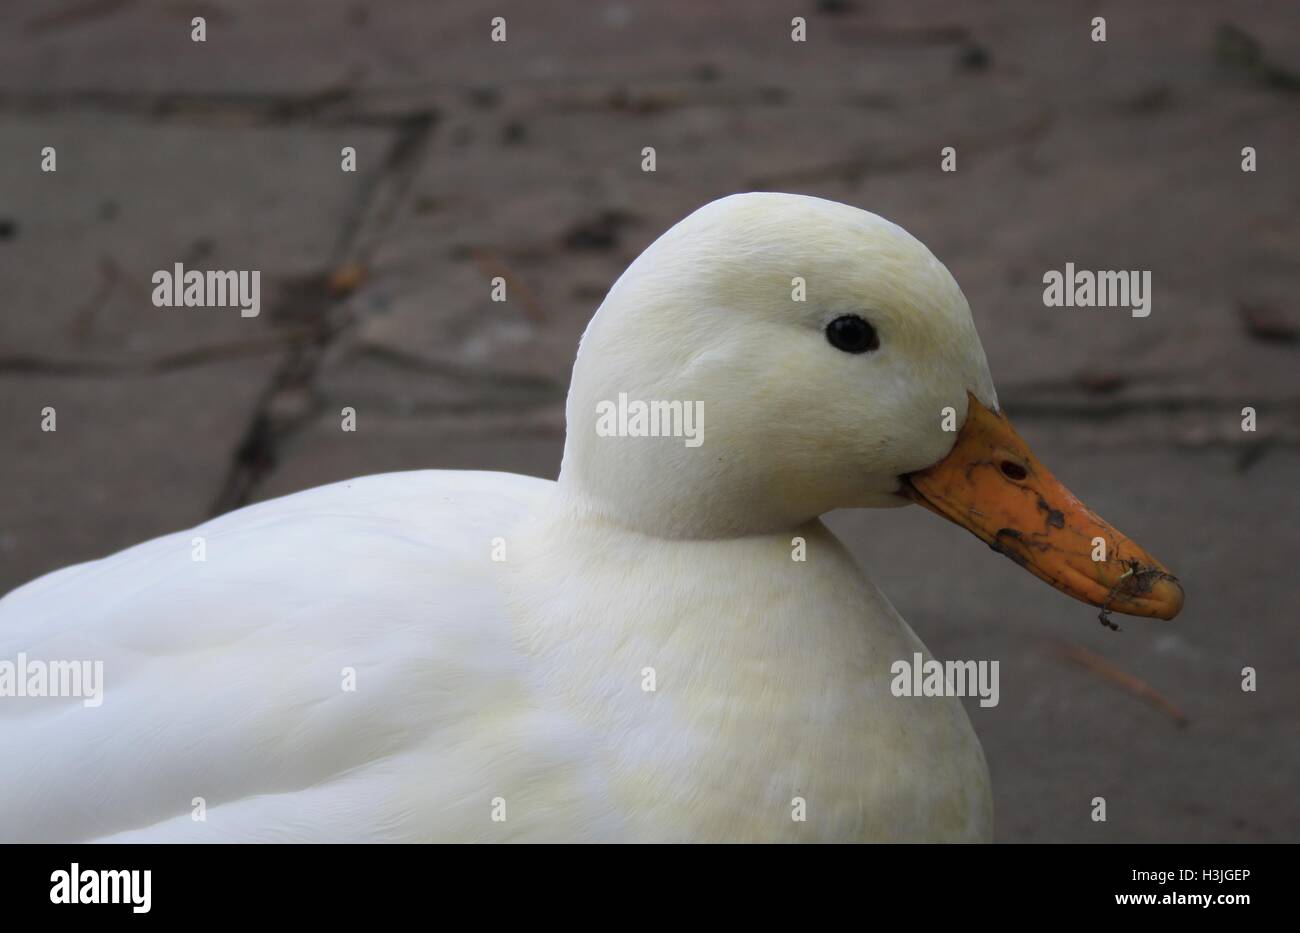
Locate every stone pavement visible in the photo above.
<box><xmin>1</xmin><ymin>0</ymin><xmax>1297</xmax><ymax>841</ymax></box>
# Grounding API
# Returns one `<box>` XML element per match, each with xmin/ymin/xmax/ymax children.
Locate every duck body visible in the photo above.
<box><xmin>0</xmin><ymin>469</ymin><xmax>990</xmax><ymax>842</ymax></box>
<box><xmin>510</xmin><ymin>492</ymin><xmax>993</xmax><ymax>842</ymax></box>
<box><xmin>1</xmin><ymin>470</ymin><xmax>555</xmax><ymax>842</ymax></box>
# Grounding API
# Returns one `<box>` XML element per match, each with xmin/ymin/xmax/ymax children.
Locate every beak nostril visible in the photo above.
<box><xmin>999</xmin><ymin>460</ymin><xmax>1028</xmax><ymax>481</ymax></box>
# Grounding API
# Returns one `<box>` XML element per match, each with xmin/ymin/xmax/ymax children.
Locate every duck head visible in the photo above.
<box><xmin>559</xmin><ymin>192</ymin><xmax>1182</xmax><ymax>621</ymax></box>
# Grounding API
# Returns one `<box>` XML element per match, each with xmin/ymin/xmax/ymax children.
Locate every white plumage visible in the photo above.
<box><xmin>2</xmin><ymin>193</ymin><xmax>999</xmax><ymax>842</ymax></box>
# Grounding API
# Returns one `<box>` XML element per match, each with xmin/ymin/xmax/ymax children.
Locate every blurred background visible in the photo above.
<box><xmin>1</xmin><ymin>0</ymin><xmax>1297</xmax><ymax>841</ymax></box>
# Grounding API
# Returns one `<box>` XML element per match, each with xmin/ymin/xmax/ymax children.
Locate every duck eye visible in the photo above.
<box><xmin>825</xmin><ymin>314</ymin><xmax>879</xmax><ymax>354</ymax></box>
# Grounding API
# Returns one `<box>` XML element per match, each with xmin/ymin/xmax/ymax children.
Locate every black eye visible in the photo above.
<box><xmin>825</xmin><ymin>314</ymin><xmax>879</xmax><ymax>353</ymax></box>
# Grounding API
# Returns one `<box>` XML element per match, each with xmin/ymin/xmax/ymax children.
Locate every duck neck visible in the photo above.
<box><xmin>555</xmin><ymin>441</ymin><xmax>824</xmax><ymax>540</ymax></box>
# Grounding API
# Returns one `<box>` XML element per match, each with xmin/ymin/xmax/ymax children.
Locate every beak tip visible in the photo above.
<box><xmin>1152</xmin><ymin>575</ymin><xmax>1185</xmax><ymax>621</ymax></box>
<box><xmin>1111</xmin><ymin>568</ymin><xmax>1184</xmax><ymax>621</ymax></box>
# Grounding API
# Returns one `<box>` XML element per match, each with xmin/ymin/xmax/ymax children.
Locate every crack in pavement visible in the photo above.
<box><xmin>748</xmin><ymin>110</ymin><xmax>1053</xmax><ymax>188</ymax></box>
<box><xmin>1003</xmin><ymin>395</ymin><xmax>1300</xmax><ymax>420</ymax></box>
<box><xmin>207</xmin><ymin>110</ymin><xmax>437</xmax><ymax>517</ymax></box>
<box><xmin>0</xmin><ymin>86</ymin><xmax>428</xmax><ymax>127</ymax></box>
<box><xmin>0</xmin><ymin>331</ymin><xmax>311</xmax><ymax>376</ymax></box>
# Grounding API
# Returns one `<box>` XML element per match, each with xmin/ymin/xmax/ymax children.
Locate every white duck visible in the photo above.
<box><xmin>0</xmin><ymin>193</ymin><xmax>1182</xmax><ymax>843</ymax></box>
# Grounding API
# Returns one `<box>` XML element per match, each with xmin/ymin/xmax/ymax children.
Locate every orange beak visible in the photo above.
<box><xmin>901</xmin><ymin>394</ymin><xmax>1184</xmax><ymax>622</ymax></box>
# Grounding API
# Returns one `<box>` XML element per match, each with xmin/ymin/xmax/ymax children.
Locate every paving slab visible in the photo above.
<box><xmin>0</xmin><ymin>117</ymin><xmax>393</xmax><ymax>589</ymax></box>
